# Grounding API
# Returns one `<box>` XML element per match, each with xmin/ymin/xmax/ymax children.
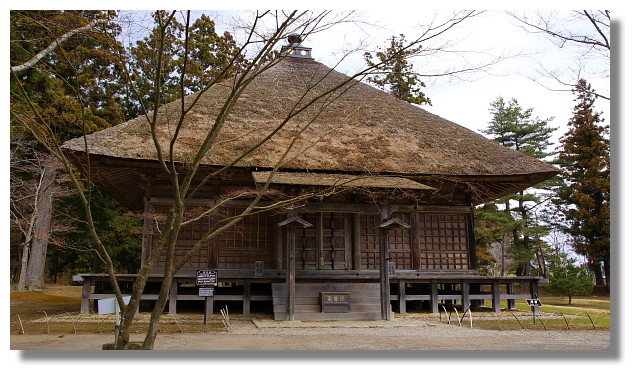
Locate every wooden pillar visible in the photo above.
<box><xmin>379</xmin><ymin>206</ymin><xmax>391</xmax><ymax>320</ymax></box>
<box><xmin>530</xmin><ymin>279</ymin><xmax>540</xmax><ymax>313</ymax></box>
<box><xmin>430</xmin><ymin>280</ymin><xmax>438</xmax><ymax>314</ymax></box>
<box><xmin>507</xmin><ymin>282</ymin><xmax>516</xmax><ymax>309</ymax></box>
<box><xmin>492</xmin><ymin>280</ymin><xmax>501</xmax><ymax>313</ymax></box>
<box><xmin>317</xmin><ymin>212</ymin><xmax>324</xmax><ymax>268</ymax></box>
<box><xmin>286</xmin><ymin>228</ymin><xmax>296</xmax><ymax>321</ymax></box>
<box><xmin>410</xmin><ymin>212</ymin><xmax>421</xmax><ymax>270</ymax></box>
<box><xmin>377</xmin><ymin>208</ymin><xmax>410</xmax><ymax>320</ymax></box>
<box><xmin>278</xmin><ymin>215</ymin><xmax>313</xmax><ymax>321</ymax></box>
<box><xmin>352</xmin><ymin>213</ymin><xmax>361</xmax><ymax>270</ymax></box>
<box><xmin>467</xmin><ymin>209</ymin><xmax>477</xmax><ymax>270</ymax></box>
<box><xmin>461</xmin><ymin>281</ymin><xmax>470</xmax><ymax>312</ymax></box>
<box><xmin>168</xmin><ymin>278</ymin><xmax>178</xmax><ymax>315</ymax></box>
<box><xmin>80</xmin><ymin>278</ymin><xmax>92</xmax><ymax>314</ymax></box>
<box><xmin>243</xmin><ymin>280</ymin><xmax>251</xmax><ymax>315</ymax></box>
<box><xmin>276</xmin><ymin>226</ymin><xmax>284</xmax><ymax>270</ymax></box>
<box><xmin>470</xmin><ymin>283</ymin><xmax>483</xmax><ymax>310</ymax></box>
<box><xmin>399</xmin><ymin>279</ymin><xmax>406</xmax><ymax>314</ymax></box>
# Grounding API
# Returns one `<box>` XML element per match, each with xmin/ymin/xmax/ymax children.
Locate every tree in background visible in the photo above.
<box><xmin>127</xmin><ymin>11</ymin><xmax>248</xmax><ymax>117</ymax></box>
<box><xmin>10</xmin><ymin>11</ymin><xmax>126</xmax><ymax>138</ymax></box>
<box><xmin>10</xmin><ymin>136</ymin><xmax>65</xmax><ymax>290</ymax></box>
<box><xmin>363</xmin><ymin>34</ymin><xmax>432</xmax><ymax>105</ymax></box>
<box><xmin>480</xmin><ymin>97</ymin><xmax>556</xmax><ymax>276</ymax></box>
<box><xmin>49</xmin><ymin>187</ymin><xmax>142</xmax><ymax>278</ymax></box>
<box><xmin>185</xmin><ymin>14</ymin><xmax>250</xmax><ymax>92</ymax></box>
<box><xmin>545</xmin><ymin>254</ymin><xmax>594</xmax><ymax>304</ymax></box>
<box><xmin>9</xmin><ymin>10</ymin><xmax>131</xmax><ymax>290</ymax></box>
<box><xmin>554</xmin><ymin>79</ymin><xmax>610</xmax><ymax>288</ymax></box>
<box><xmin>9</xmin><ymin>10</ymin><xmax>245</xmax><ymax>287</ymax></box>
<box><xmin>473</xmin><ymin>203</ymin><xmax>513</xmax><ymax>276</ymax></box>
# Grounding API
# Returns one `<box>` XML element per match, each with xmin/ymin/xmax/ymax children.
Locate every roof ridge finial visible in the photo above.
<box><xmin>281</xmin><ymin>33</ymin><xmax>313</xmax><ymax>60</ymax></box>
<box><xmin>287</xmin><ymin>33</ymin><xmax>303</xmax><ymax>45</ymax></box>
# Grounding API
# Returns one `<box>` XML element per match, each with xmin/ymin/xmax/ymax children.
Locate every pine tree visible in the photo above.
<box><xmin>555</xmin><ymin>79</ymin><xmax>610</xmax><ymax>287</ymax></box>
<box><xmin>10</xmin><ymin>10</ymin><xmax>128</xmax><ymax>289</ymax></box>
<box><xmin>480</xmin><ymin>97</ymin><xmax>556</xmax><ymax>276</ymax></box>
<box><xmin>474</xmin><ymin>203</ymin><xmax>514</xmax><ymax>275</ymax></box>
<box><xmin>545</xmin><ymin>255</ymin><xmax>594</xmax><ymax>304</ymax></box>
<box><xmin>128</xmin><ymin>12</ymin><xmax>247</xmax><ymax>116</ymax></box>
<box><xmin>185</xmin><ymin>14</ymin><xmax>249</xmax><ymax>92</ymax></box>
<box><xmin>364</xmin><ymin>34</ymin><xmax>431</xmax><ymax>105</ymax></box>
<box><xmin>11</xmin><ymin>11</ymin><xmax>126</xmax><ymax>139</ymax></box>
<box><xmin>128</xmin><ymin>11</ymin><xmax>186</xmax><ymax>116</ymax></box>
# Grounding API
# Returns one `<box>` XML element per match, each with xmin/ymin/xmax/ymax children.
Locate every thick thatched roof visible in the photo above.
<box><xmin>62</xmin><ymin>54</ymin><xmax>558</xmax><ymax>209</ymax></box>
<box><xmin>251</xmin><ymin>171</ymin><xmax>436</xmax><ymax>190</ymax></box>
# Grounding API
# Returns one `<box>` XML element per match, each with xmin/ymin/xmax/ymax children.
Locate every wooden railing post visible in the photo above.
<box><xmin>399</xmin><ymin>279</ymin><xmax>406</xmax><ymax>314</ymax></box>
<box><xmin>492</xmin><ymin>280</ymin><xmax>501</xmax><ymax>313</ymax></box>
<box><xmin>507</xmin><ymin>282</ymin><xmax>516</xmax><ymax>309</ymax></box>
<box><xmin>168</xmin><ymin>278</ymin><xmax>178</xmax><ymax>314</ymax></box>
<box><xmin>430</xmin><ymin>280</ymin><xmax>438</xmax><ymax>314</ymax></box>
<box><xmin>461</xmin><ymin>281</ymin><xmax>470</xmax><ymax>312</ymax></box>
<box><xmin>243</xmin><ymin>280</ymin><xmax>251</xmax><ymax>315</ymax></box>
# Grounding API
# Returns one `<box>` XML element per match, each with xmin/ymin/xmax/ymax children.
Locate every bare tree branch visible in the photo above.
<box><xmin>11</xmin><ymin>18</ymin><xmax>106</xmax><ymax>73</ymax></box>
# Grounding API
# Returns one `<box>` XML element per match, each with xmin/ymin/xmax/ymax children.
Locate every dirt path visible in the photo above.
<box><xmin>11</xmin><ymin>319</ymin><xmax>610</xmax><ymax>351</ymax></box>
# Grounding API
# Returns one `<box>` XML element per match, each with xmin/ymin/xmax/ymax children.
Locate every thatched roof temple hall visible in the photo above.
<box><xmin>64</xmin><ymin>36</ymin><xmax>558</xmax><ymax>320</ymax></box>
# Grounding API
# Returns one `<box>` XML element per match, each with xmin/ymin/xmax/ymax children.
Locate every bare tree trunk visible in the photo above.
<box><xmin>500</xmin><ymin>241</ymin><xmax>505</xmax><ymax>277</ymax></box>
<box><xmin>24</xmin><ymin>161</ymin><xmax>57</xmax><ymax>291</ymax></box>
<box><xmin>589</xmin><ymin>260</ymin><xmax>605</xmax><ymax>286</ymax></box>
<box><xmin>15</xmin><ymin>161</ymin><xmax>44</xmax><ymax>291</ymax></box>
<box><xmin>17</xmin><ymin>242</ymin><xmax>32</xmax><ymax>291</ymax></box>
<box><xmin>142</xmin><ymin>273</ymin><xmax>175</xmax><ymax>349</ymax></box>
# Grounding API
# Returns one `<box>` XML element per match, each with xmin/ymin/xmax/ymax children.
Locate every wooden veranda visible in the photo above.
<box><xmin>74</xmin><ymin>270</ymin><xmax>544</xmax><ymax>318</ymax></box>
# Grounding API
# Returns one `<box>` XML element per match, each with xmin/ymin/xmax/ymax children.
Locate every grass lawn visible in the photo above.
<box><xmin>466</xmin><ymin>288</ymin><xmax>610</xmax><ymax>331</ymax></box>
<box><xmin>10</xmin><ymin>284</ymin><xmax>611</xmax><ymax>334</ymax></box>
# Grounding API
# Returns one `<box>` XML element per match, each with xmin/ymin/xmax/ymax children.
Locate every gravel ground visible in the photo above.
<box><xmin>10</xmin><ymin>286</ymin><xmax>612</xmax><ymax>352</ymax></box>
<box><xmin>10</xmin><ymin>317</ymin><xmax>611</xmax><ymax>351</ymax></box>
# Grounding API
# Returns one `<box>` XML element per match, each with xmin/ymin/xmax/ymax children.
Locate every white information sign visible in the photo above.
<box><xmin>98</xmin><ymin>296</ymin><xmax>131</xmax><ymax>315</ymax></box>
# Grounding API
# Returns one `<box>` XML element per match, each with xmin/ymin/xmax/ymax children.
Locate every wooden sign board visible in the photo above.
<box><xmin>196</xmin><ymin>269</ymin><xmax>217</xmax><ymax>286</ymax></box>
<box><xmin>321</xmin><ymin>292</ymin><xmax>351</xmax><ymax>313</ymax></box>
<box><xmin>388</xmin><ymin>261</ymin><xmax>396</xmax><ymax>276</ymax></box>
<box><xmin>198</xmin><ymin>287</ymin><xmax>215</xmax><ymax>297</ymax></box>
<box><xmin>255</xmin><ymin>261</ymin><xmax>264</xmax><ymax>277</ymax></box>
<box><xmin>526</xmin><ymin>298</ymin><xmax>542</xmax><ymax>307</ymax></box>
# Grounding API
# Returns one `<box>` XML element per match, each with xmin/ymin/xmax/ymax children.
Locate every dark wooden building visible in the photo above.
<box><xmin>64</xmin><ymin>38</ymin><xmax>558</xmax><ymax>320</ymax></box>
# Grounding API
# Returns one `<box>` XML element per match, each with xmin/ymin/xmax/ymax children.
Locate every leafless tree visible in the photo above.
<box><xmin>507</xmin><ymin>10</ymin><xmax>610</xmax><ymax>100</ymax></box>
<box><xmin>10</xmin><ymin>137</ymin><xmax>65</xmax><ymax>291</ymax></box>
